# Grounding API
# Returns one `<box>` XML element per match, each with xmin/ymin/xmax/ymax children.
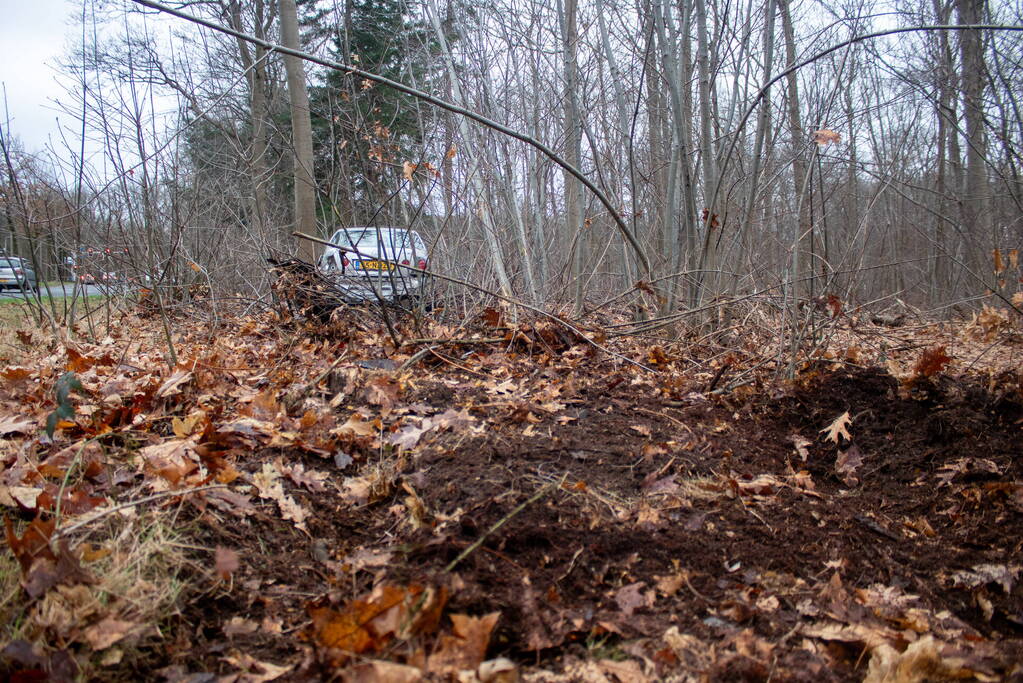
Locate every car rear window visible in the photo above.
<box><xmin>333</xmin><ymin>230</ymin><xmax>413</xmax><ymax>250</ymax></box>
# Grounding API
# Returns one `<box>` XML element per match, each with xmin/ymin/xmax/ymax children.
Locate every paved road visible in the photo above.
<box><xmin>0</xmin><ymin>283</ymin><xmax>109</xmax><ymax>301</ymax></box>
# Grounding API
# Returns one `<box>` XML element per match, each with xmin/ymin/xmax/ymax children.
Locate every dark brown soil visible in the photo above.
<box><xmin>165</xmin><ymin>363</ymin><xmax>1023</xmax><ymax>681</ymax></box>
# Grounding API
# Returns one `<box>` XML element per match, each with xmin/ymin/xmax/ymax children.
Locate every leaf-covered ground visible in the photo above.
<box><xmin>1</xmin><ymin>301</ymin><xmax>1021</xmax><ymax>681</ymax></box>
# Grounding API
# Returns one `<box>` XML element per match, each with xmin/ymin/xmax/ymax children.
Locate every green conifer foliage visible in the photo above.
<box><xmin>305</xmin><ymin>0</ymin><xmax>442</xmax><ymax>223</ymax></box>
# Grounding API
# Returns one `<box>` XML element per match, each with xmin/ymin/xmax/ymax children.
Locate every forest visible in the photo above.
<box><xmin>0</xmin><ymin>0</ymin><xmax>1021</xmax><ymax>680</ymax></box>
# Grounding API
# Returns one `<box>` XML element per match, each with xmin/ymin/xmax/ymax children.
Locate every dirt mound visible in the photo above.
<box><xmin>178</xmin><ymin>365</ymin><xmax>1022</xmax><ymax>680</ymax></box>
<box><xmin>3</xmin><ymin>311</ymin><xmax>1021</xmax><ymax>681</ymax></box>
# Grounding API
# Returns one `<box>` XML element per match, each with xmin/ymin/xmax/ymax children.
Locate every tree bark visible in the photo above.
<box><xmin>227</xmin><ymin>0</ymin><xmax>272</xmax><ymax>247</ymax></box>
<box><xmin>957</xmin><ymin>0</ymin><xmax>989</xmax><ymax>277</ymax></box>
<box><xmin>558</xmin><ymin>0</ymin><xmax>587</xmax><ymax>313</ymax></box>
<box><xmin>425</xmin><ymin>0</ymin><xmax>513</xmax><ymax>298</ymax></box>
<box><xmin>279</xmin><ymin>0</ymin><xmax>317</xmax><ymax>262</ymax></box>
<box><xmin>778</xmin><ymin>0</ymin><xmax>811</xmax><ymax>299</ymax></box>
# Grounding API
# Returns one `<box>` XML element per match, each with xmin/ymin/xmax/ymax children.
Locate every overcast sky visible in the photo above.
<box><xmin>0</xmin><ymin>0</ymin><xmax>80</xmax><ymax>153</ymax></box>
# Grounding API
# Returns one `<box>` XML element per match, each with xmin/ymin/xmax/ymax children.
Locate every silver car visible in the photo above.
<box><xmin>0</xmin><ymin>256</ymin><xmax>38</xmax><ymax>292</ymax></box>
<box><xmin>318</xmin><ymin>227</ymin><xmax>430</xmax><ymax>303</ymax></box>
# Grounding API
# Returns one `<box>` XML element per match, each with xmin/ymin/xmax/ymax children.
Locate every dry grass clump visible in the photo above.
<box><xmin>0</xmin><ymin>550</ymin><xmax>23</xmax><ymax>635</ymax></box>
<box><xmin>3</xmin><ymin>511</ymin><xmax>198</xmax><ymax>676</ymax></box>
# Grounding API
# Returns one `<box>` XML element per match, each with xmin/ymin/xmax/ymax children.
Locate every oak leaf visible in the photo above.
<box><xmin>813</xmin><ymin>129</ymin><xmax>841</xmax><ymax>146</ymax></box>
<box><xmin>365</xmin><ymin>375</ymin><xmax>401</xmax><ymax>416</ymax></box>
<box><xmin>1</xmin><ymin>366</ymin><xmax>33</xmax><ymax>381</ymax></box>
<box><xmin>631</xmin><ymin>424</ymin><xmax>652</xmax><ymax>437</ymax></box>
<box><xmin>433</xmin><ymin>408</ymin><xmax>475</xmax><ymax>431</ymax></box>
<box><xmin>948</xmin><ymin>564</ymin><xmax>1021</xmax><ymax>594</ymax></box>
<box><xmin>0</xmin><ymin>486</ymin><xmax>43</xmax><ymax>509</ymax></box>
<box><xmin>351</xmin><ymin>660</ymin><xmax>423</xmax><ymax>682</ymax></box>
<box><xmin>252</xmin><ymin>463</ymin><xmax>309</xmax><ymax>533</ymax></box>
<box><xmin>171</xmin><ymin>413</ymin><xmax>204</xmax><ymax>439</ymax></box>
<box><xmin>203</xmin><ymin>488</ymin><xmax>255</xmax><ymax>517</ymax></box>
<box><xmin>223</xmin><ymin>617</ymin><xmax>259</xmax><ymax>637</ymax></box>
<box><xmin>790</xmin><ymin>434</ymin><xmax>812</xmax><ymax>461</ymax></box>
<box><xmin>336</xmin><ymin>413</ymin><xmax>379</xmax><ymax>437</ymax></box>
<box><xmin>5</xmin><ymin>516</ymin><xmax>56</xmax><ymax>574</ymax></box>
<box><xmin>820</xmin><ymin>411</ymin><xmax>852</xmax><ymax>444</ymax></box>
<box><xmin>280</xmin><ymin>461</ymin><xmax>328</xmax><ymax>492</ymax></box>
<box><xmin>913</xmin><ymin>346</ymin><xmax>951</xmax><ymax>378</ymax></box>
<box><xmin>221</xmin><ymin>653</ymin><xmax>291</xmax><ymax>682</ymax></box>
<box><xmin>309</xmin><ymin>584</ymin><xmax>446</xmax><ymax>660</ymax></box>
<box><xmin>427</xmin><ymin>612</ymin><xmax>501</xmax><ymax>674</ymax></box>
<box><xmin>600</xmin><ymin>659</ymin><xmax>648</xmax><ymax>683</ymax></box>
<box><xmin>389</xmin><ymin>421</ymin><xmax>429</xmax><ymax>450</ymax></box>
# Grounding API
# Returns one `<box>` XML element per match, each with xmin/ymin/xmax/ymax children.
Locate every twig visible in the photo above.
<box><xmin>404</xmin><ymin>337</ymin><xmax>506</xmax><ymax>345</ymax></box>
<box><xmin>445</xmin><ymin>476</ymin><xmax>564</xmax><ymax>572</ymax></box>
<box><xmin>53</xmin><ymin>484</ymin><xmax>228</xmax><ymax>541</ymax></box>
<box><xmin>287</xmin><ymin>351</ymin><xmax>349</xmax><ymax>401</ymax></box>
<box><xmin>853</xmin><ymin>514</ymin><xmax>902</xmax><ymax>542</ymax></box>
<box><xmin>684</xmin><ymin>573</ymin><xmax>709</xmax><ymax>602</ymax></box>
<box><xmin>427</xmin><ymin>347</ymin><xmax>485</xmax><ymax>377</ymax></box>
<box><xmin>398</xmin><ymin>345</ymin><xmax>437</xmax><ymax>373</ymax></box>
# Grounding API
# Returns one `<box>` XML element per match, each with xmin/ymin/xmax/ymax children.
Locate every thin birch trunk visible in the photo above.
<box><xmin>228</xmin><ymin>0</ymin><xmax>271</xmax><ymax>246</ymax></box>
<box><xmin>557</xmin><ymin>0</ymin><xmax>587</xmax><ymax>312</ymax></box>
<box><xmin>957</xmin><ymin>0</ymin><xmax>989</xmax><ymax>279</ymax></box>
<box><xmin>425</xmin><ymin>0</ymin><xmax>513</xmax><ymax>298</ymax></box>
<box><xmin>279</xmin><ymin>0</ymin><xmax>317</xmax><ymax>262</ymax></box>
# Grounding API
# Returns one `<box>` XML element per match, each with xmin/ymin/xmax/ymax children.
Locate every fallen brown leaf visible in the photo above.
<box><xmin>82</xmin><ymin>617</ymin><xmax>139</xmax><ymax>651</ymax></box>
<box><xmin>821</xmin><ymin>411</ymin><xmax>852</xmax><ymax>444</ymax></box>
<box><xmin>215</xmin><ymin>547</ymin><xmax>240</xmax><ymax>580</ymax></box>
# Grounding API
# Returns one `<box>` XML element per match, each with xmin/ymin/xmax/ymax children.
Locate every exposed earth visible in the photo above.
<box><xmin>1</xmin><ymin>299</ymin><xmax>1021</xmax><ymax>681</ymax></box>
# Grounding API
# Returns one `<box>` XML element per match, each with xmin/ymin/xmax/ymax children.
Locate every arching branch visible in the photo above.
<box><xmin>713</xmin><ymin>22</ymin><xmax>1023</xmax><ymax>212</ymax></box>
<box><xmin>128</xmin><ymin>0</ymin><xmax>653</xmax><ymax>276</ymax></box>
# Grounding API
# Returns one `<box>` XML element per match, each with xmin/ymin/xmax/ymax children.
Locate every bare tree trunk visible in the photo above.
<box><xmin>651</xmin><ymin>0</ymin><xmax>697</xmax><ymax>313</ymax></box>
<box><xmin>279</xmin><ymin>0</ymin><xmax>317</xmax><ymax>262</ymax></box>
<box><xmin>558</xmin><ymin>0</ymin><xmax>587</xmax><ymax>312</ymax></box>
<box><xmin>957</xmin><ymin>0</ymin><xmax>989</xmax><ymax>279</ymax></box>
<box><xmin>425</xmin><ymin>0</ymin><xmax>512</xmax><ymax>298</ymax></box>
<box><xmin>932</xmin><ymin>0</ymin><xmax>955</xmax><ymax>298</ymax></box>
<box><xmin>595</xmin><ymin>0</ymin><xmax>638</xmax><ymax>293</ymax></box>
<box><xmin>694</xmin><ymin>0</ymin><xmax>720</xmax><ymax>304</ymax></box>
<box><xmin>227</xmin><ymin>0</ymin><xmax>272</xmax><ymax>246</ymax></box>
<box><xmin>778</xmin><ymin>0</ymin><xmax>811</xmax><ymax>300</ymax></box>
<box><xmin>738</xmin><ymin>0</ymin><xmax>776</xmax><ymax>272</ymax></box>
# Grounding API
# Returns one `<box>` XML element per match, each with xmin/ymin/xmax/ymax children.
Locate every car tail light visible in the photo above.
<box><xmin>342</xmin><ymin>257</ymin><xmax>349</xmax><ymax>267</ymax></box>
<box><xmin>13</xmin><ymin>268</ymin><xmax>23</xmax><ymax>276</ymax></box>
<box><xmin>401</xmin><ymin>259</ymin><xmax>409</xmax><ymax>266</ymax></box>
<box><xmin>417</xmin><ymin>259</ymin><xmax>427</xmax><ymax>270</ymax></box>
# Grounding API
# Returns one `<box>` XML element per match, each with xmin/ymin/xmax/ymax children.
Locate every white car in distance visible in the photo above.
<box><xmin>317</xmin><ymin>227</ymin><xmax>430</xmax><ymax>303</ymax></box>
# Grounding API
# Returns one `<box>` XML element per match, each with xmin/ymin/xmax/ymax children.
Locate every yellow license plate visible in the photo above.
<box><xmin>358</xmin><ymin>261</ymin><xmax>394</xmax><ymax>271</ymax></box>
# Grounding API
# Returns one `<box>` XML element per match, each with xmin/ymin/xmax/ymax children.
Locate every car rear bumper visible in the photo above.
<box><xmin>322</xmin><ymin>273</ymin><xmax>425</xmax><ymax>303</ymax></box>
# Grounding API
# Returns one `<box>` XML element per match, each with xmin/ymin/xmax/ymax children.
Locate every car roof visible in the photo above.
<box><xmin>337</xmin><ymin>227</ymin><xmax>419</xmax><ymax>235</ymax></box>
